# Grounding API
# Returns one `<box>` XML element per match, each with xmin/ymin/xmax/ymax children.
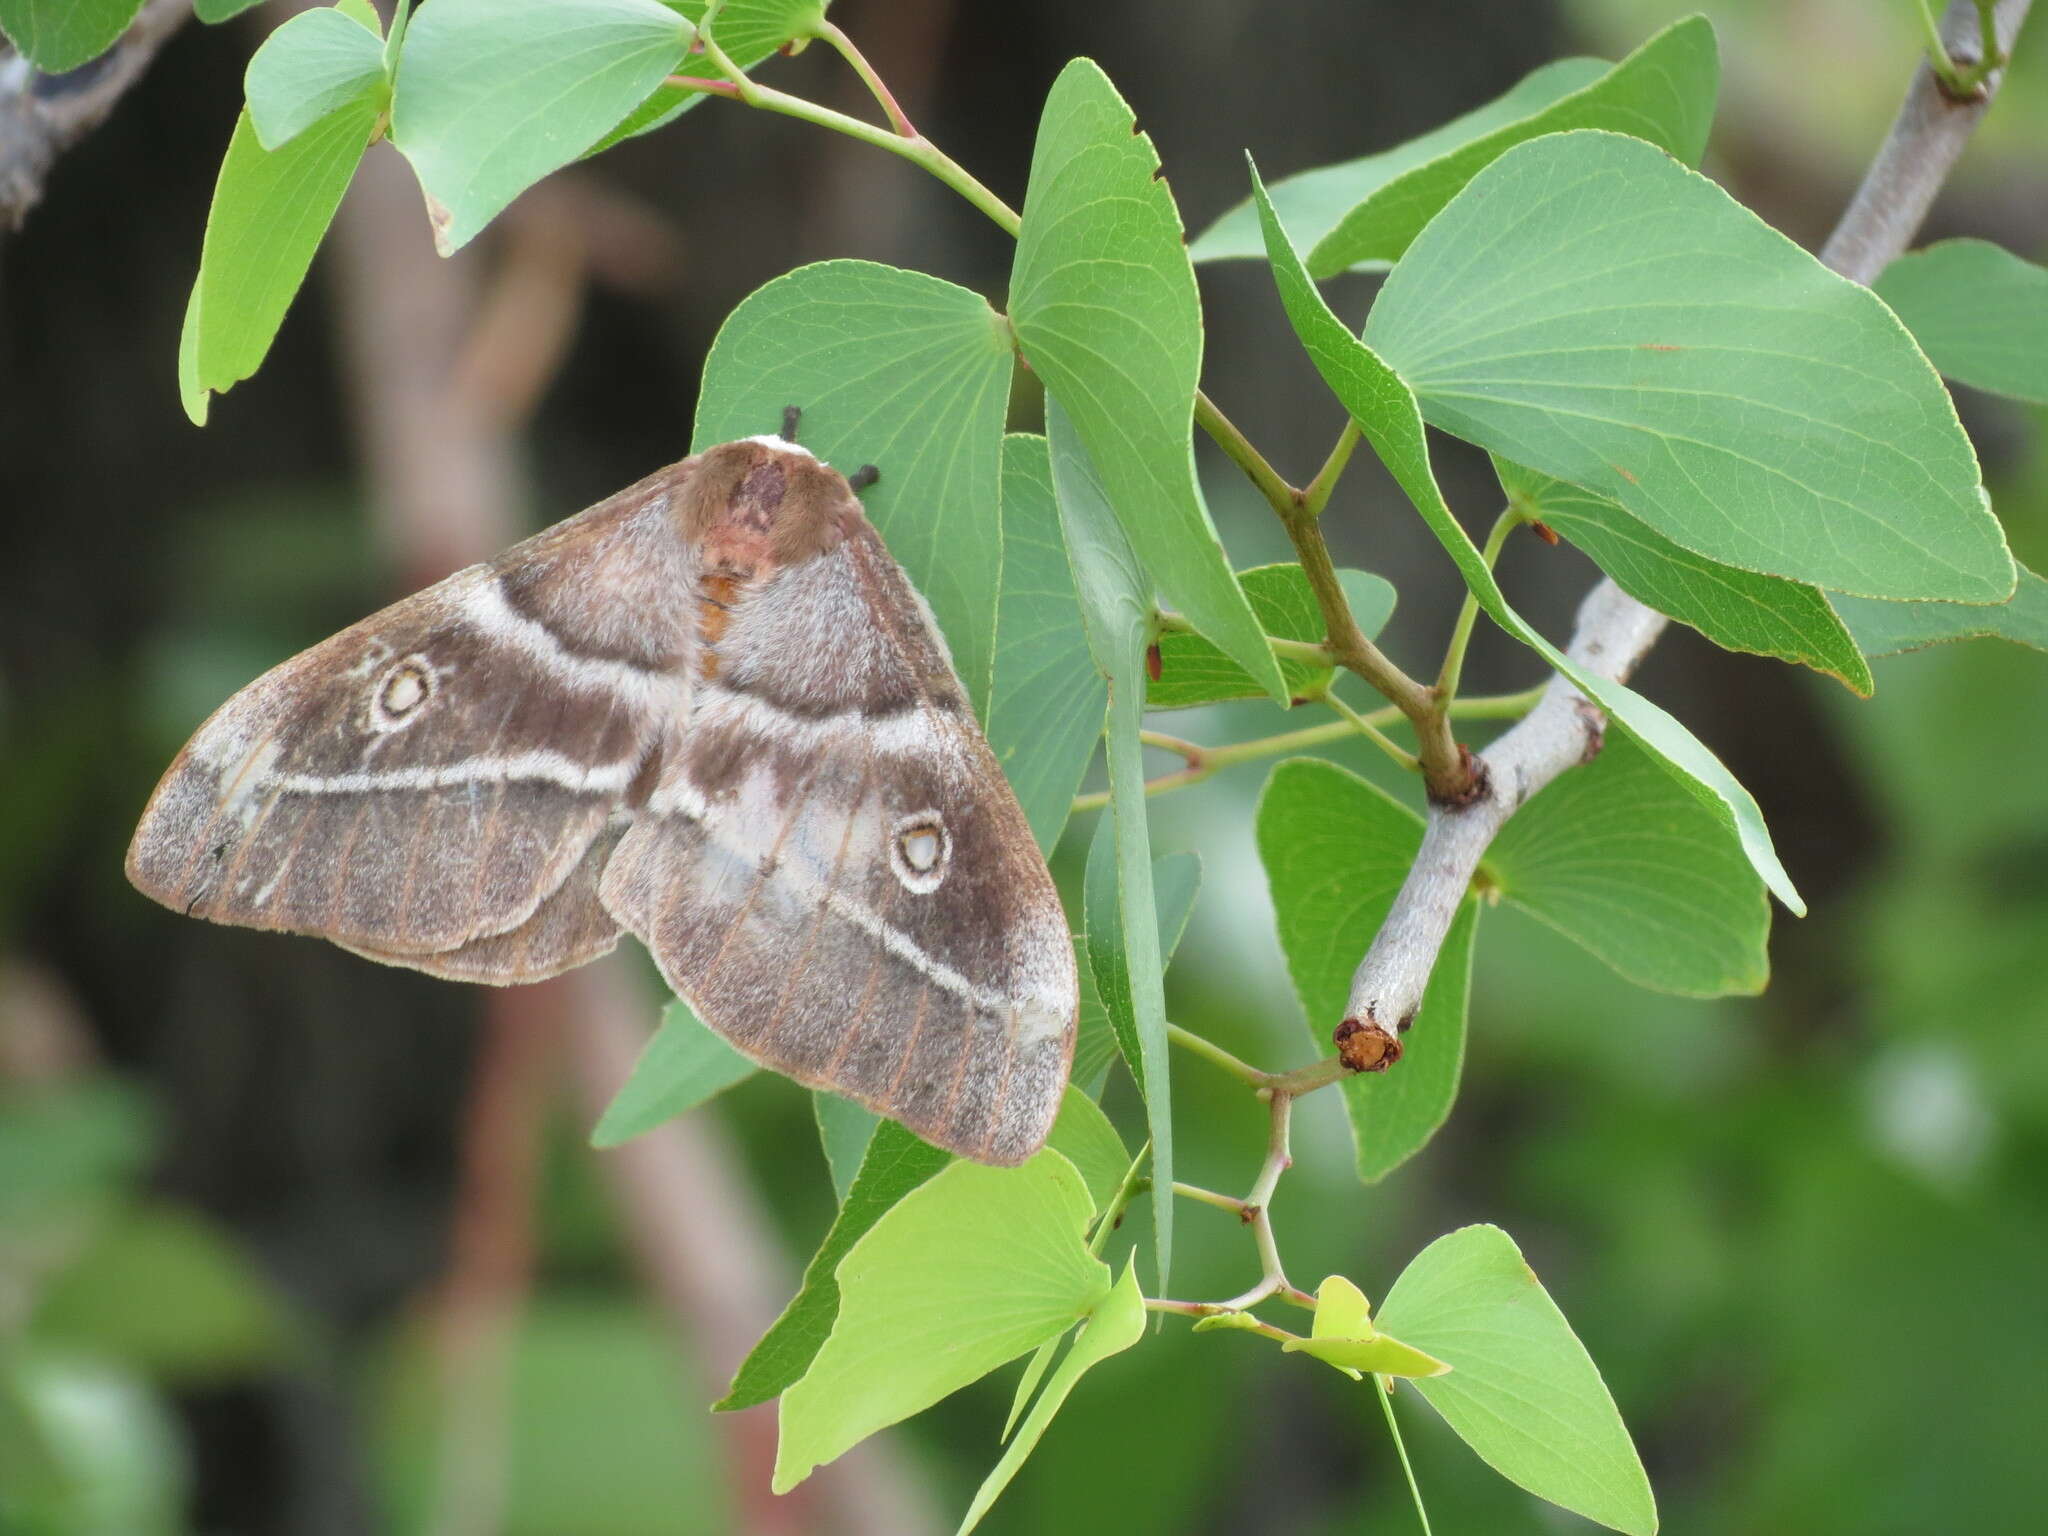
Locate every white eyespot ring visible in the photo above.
<box><xmin>370</xmin><ymin>655</ymin><xmax>436</xmax><ymax>732</ymax></box>
<box><xmin>889</xmin><ymin>810</ymin><xmax>950</xmax><ymax>893</ymax></box>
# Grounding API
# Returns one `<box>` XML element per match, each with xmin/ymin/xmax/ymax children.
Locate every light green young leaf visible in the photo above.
<box><xmin>1874</xmin><ymin>238</ymin><xmax>2048</xmax><ymax>406</ymax></box>
<box><xmin>812</xmin><ymin>1094</ymin><xmax>880</xmax><ymax>1203</ymax></box>
<box><xmin>245</xmin><ymin>6</ymin><xmax>387</xmax><ymax>152</ymax></box>
<box><xmin>391</xmin><ymin>0</ymin><xmax>692</xmax><ymax>254</ymax></box>
<box><xmin>589</xmin><ymin>1002</ymin><xmax>757</xmax><ymax>1148</ymax></box>
<box><xmin>1832</xmin><ymin>565</ymin><xmax>2048</xmax><ymax>657</ymax></box>
<box><xmin>1495</xmin><ymin>458</ymin><xmax>1873</xmax><ymax>695</ymax></box>
<box><xmin>1043</xmin><ymin>1087</ymin><xmax>1128</xmax><ymax>1216</ymax></box>
<box><xmin>959</xmin><ymin>1259</ymin><xmax>1146</xmax><ymax>1535</ymax></box>
<box><xmin>180</xmin><ymin>101</ymin><xmax>381</xmax><ymax>425</ymax></box>
<box><xmin>589</xmin><ymin>0</ymin><xmax>827</xmax><ymax>150</ymax></box>
<box><xmin>695</xmin><ymin>261</ymin><xmax>1012</xmax><ymax>714</ymax></box>
<box><xmin>0</xmin><ymin>0</ymin><xmax>142</xmax><ymax>72</ymax></box>
<box><xmin>1049</xmin><ymin>400</ymin><xmax>1173</xmax><ymax>1288</ymax></box>
<box><xmin>195</xmin><ymin>0</ymin><xmax>265</xmax><ymax>20</ymax></box>
<box><xmin>1256</xmin><ymin>759</ymin><xmax>1477</xmax><ymax>1182</ymax></box>
<box><xmin>1252</xmin><ymin>163</ymin><xmax>1803</xmax><ymax>914</ymax></box>
<box><xmin>1149</xmin><ymin>566</ymin><xmax>1395</xmax><ymax>710</ymax></box>
<box><xmin>988</xmin><ymin>434</ymin><xmax>1107</xmax><ymax>850</ymax></box>
<box><xmin>1308</xmin><ymin>15</ymin><xmax>1716</xmax><ymax>275</ymax></box>
<box><xmin>1013</xmin><ymin>60</ymin><xmax>1287</xmax><ymax>704</ymax></box>
<box><xmin>1365</xmin><ymin>131</ymin><xmax>2010</xmax><ymax>603</ymax></box>
<box><xmin>1073</xmin><ymin>848</ymin><xmax>1201</xmax><ymax>1097</ymax></box>
<box><xmin>1190</xmin><ymin>57</ymin><xmax>1608</xmax><ymax>266</ymax></box>
<box><xmin>1280</xmin><ymin>1275</ymin><xmax>1450</xmax><ymax>1380</ymax></box>
<box><xmin>1377</xmin><ymin>1224</ymin><xmax>1657</xmax><ymax>1536</ymax></box>
<box><xmin>718</xmin><ymin>1120</ymin><xmax>949</xmax><ymax>1411</ymax></box>
<box><xmin>1486</xmin><ymin>730</ymin><xmax>1769</xmax><ymax>996</ymax></box>
<box><xmin>774</xmin><ymin>1150</ymin><xmax>1109</xmax><ymax>1491</ymax></box>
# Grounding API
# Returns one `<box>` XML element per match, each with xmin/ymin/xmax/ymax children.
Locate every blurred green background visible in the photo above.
<box><xmin>3</xmin><ymin>1</ymin><xmax>2045</xmax><ymax>1532</ymax></box>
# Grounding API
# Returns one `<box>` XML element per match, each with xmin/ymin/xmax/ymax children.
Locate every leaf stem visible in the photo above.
<box><xmin>1170</xmin><ymin>1180</ymin><xmax>1247</xmax><ymax>1215</ymax></box>
<box><xmin>1154</xmin><ymin>610</ymin><xmax>1332</xmax><ymax>666</ymax></box>
<box><xmin>1088</xmin><ymin>1143</ymin><xmax>1151</xmax><ymax>1257</ymax></box>
<box><xmin>1302</xmin><ymin>419</ymin><xmax>1361</xmax><ymax>517</ymax></box>
<box><xmin>1165</xmin><ymin>1023</ymin><xmax>1265</xmax><ymax>1088</ymax></box>
<box><xmin>1323</xmin><ymin>690</ymin><xmax>1420</xmax><ymax>776</ymax></box>
<box><xmin>661</xmin><ymin>67</ymin><xmax>1021</xmax><ymax>236</ymax></box>
<box><xmin>812</xmin><ymin>18</ymin><xmax>918</xmax><ymax>137</ymax></box>
<box><xmin>1375</xmin><ymin>1379</ymin><xmax>1435</xmax><ymax>1536</ymax></box>
<box><xmin>1433</xmin><ymin>507</ymin><xmax>1516</xmax><ymax>705</ymax></box>
<box><xmin>1069</xmin><ymin>687</ymin><xmax>1544</xmax><ymax>813</ymax></box>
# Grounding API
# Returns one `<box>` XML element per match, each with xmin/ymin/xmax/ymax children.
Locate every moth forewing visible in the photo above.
<box><xmin>128</xmin><ymin>434</ymin><xmax>1078</xmax><ymax>1166</ymax></box>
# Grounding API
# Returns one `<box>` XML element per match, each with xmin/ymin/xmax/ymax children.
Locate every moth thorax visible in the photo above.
<box><xmin>890</xmin><ymin>811</ymin><xmax>951</xmax><ymax>894</ymax></box>
<box><xmin>370</xmin><ymin>656</ymin><xmax>436</xmax><ymax>731</ymax></box>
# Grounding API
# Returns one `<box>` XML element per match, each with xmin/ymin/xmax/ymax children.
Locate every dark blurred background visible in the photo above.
<box><xmin>3</xmin><ymin>1</ymin><xmax>2046</xmax><ymax>1532</ymax></box>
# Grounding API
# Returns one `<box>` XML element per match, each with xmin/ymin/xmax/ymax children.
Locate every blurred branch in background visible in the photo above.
<box><xmin>0</xmin><ymin>0</ymin><xmax>186</xmax><ymax>230</ymax></box>
<box><xmin>1343</xmin><ymin>0</ymin><xmax>2034</xmax><ymax>1041</ymax></box>
<box><xmin>324</xmin><ymin>87</ymin><xmax>936</xmax><ymax>1535</ymax></box>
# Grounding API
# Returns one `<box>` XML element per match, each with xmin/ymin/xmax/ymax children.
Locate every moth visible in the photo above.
<box><xmin>127</xmin><ymin>415</ymin><xmax>1077</xmax><ymax>1166</ymax></box>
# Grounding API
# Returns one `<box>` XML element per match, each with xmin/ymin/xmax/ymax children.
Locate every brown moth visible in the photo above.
<box><xmin>127</xmin><ymin>417</ymin><xmax>1077</xmax><ymax>1166</ymax></box>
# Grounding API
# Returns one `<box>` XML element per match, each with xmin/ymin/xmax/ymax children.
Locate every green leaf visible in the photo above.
<box><xmin>1252</xmin><ymin>161</ymin><xmax>1804</xmax><ymax>915</ymax></box>
<box><xmin>694</xmin><ymin>261</ymin><xmax>1013</xmax><ymax>714</ymax></box>
<box><xmin>1279</xmin><ymin>1275</ymin><xmax>1450</xmax><ymax>1380</ymax></box>
<box><xmin>196</xmin><ymin>0</ymin><xmax>266</xmax><ymax>20</ymax></box>
<box><xmin>589</xmin><ymin>1001</ymin><xmax>757</xmax><ymax>1148</ymax></box>
<box><xmin>1495</xmin><ymin>458</ymin><xmax>1873</xmax><ymax>695</ymax></box>
<box><xmin>958</xmin><ymin>1259</ymin><xmax>1146</xmax><ymax>1534</ymax></box>
<box><xmin>1043</xmin><ymin>1086</ymin><xmax>1127</xmax><ymax>1216</ymax></box>
<box><xmin>1048</xmin><ymin>400</ymin><xmax>1173</xmax><ymax>1287</ymax></box>
<box><xmin>1013</xmin><ymin>59</ymin><xmax>1287</xmax><ymax>704</ymax></box>
<box><xmin>1189</xmin><ymin>57</ymin><xmax>1608</xmax><ymax>266</ymax></box>
<box><xmin>1487</xmin><ymin>730</ymin><xmax>1769</xmax><ymax>996</ymax></box>
<box><xmin>1365</xmin><ymin>130</ymin><xmax>2010</xmax><ymax>603</ymax></box>
<box><xmin>391</xmin><ymin>0</ymin><xmax>692</xmax><ymax>254</ymax></box>
<box><xmin>718</xmin><ymin>1120</ymin><xmax>949</xmax><ymax>1411</ymax></box>
<box><xmin>774</xmin><ymin>1150</ymin><xmax>1109</xmax><ymax>1491</ymax></box>
<box><xmin>1149</xmin><ymin>566</ymin><xmax>1395</xmax><ymax>709</ymax></box>
<box><xmin>1076</xmin><ymin>841</ymin><xmax>1201</xmax><ymax>1096</ymax></box>
<box><xmin>812</xmin><ymin>1093</ymin><xmax>880</xmax><ymax>1203</ymax></box>
<box><xmin>1832</xmin><ymin>565</ymin><xmax>2048</xmax><ymax>657</ymax></box>
<box><xmin>245</xmin><ymin>6</ymin><xmax>388</xmax><ymax>152</ymax></box>
<box><xmin>1310</xmin><ymin>15</ymin><xmax>1717</xmax><ymax>275</ymax></box>
<box><xmin>0</xmin><ymin>0</ymin><xmax>142</xmax><ymax>72</ymax></box>
<box><xmin>1377</xmin><ymin>1224</ymin><xmax>1656</xmax><ymax>1536</ymax></box>
<box><xmin>988</xmin><ymin>434</ymin><xmax>1107</xmax><ymax>850</ymax></box>
<box><xmin>180</xmin><ymin>101</ymin><xmax>380</xmax><ymax>425</ymax></box>
<box><xmin>32</xmin><ymin>1203</ymin><xmax>293</xmax><ymax>1383</ymax></box>
<box><xmin>1256</xmin><ymin>759</ymin><xmax>1477</xmax><ymax>1181</ymax></box>
<box><xmin>588</xmin><ymin>0</ymin><xmax>827</xmax><ymax>151</ymax></box>
<box><xmin>1874</xmin><ymin>238</ymin><xmax>2048</xmax><ymax>406</ymax></box>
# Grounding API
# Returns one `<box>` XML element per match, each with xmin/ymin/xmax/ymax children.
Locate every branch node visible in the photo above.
<box><xmin>1425</xmin><ymin>743</ymin><xmax>1491</xmax><ymax>810</ymax></box>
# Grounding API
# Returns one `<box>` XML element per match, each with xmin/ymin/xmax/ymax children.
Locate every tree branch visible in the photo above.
<box><xmin>1340</xmin><ymin>0</ymin><xmax>2032</xmax><ymax>1040</ymax></box>
<box><xmin>0</xmin><ymin>0</ymin><xmax>188</xmax><ymax>231</ymax></box>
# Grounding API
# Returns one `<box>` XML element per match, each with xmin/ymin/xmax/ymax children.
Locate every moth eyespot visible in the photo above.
<box><xmin>889</xmin><ymin>812</ymin><xmax>950</xmax><ymax>893</ymax></box>
<box><xmin>370</xmin><ymin>656</ymin><xmax>436</xmax><ymax>731</ymax></box>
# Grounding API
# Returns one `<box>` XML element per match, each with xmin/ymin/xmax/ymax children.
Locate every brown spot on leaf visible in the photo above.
<box><xmin>1529</xmin><ymin>520</ymin><xmax>1560</xmax><ymax>546</ymax></box>
<box><xmin>1146</xmin><ymin>643</ymin><xmax>1163</xmax><ymax>682</ymax></box>
<box><xmin>1610</xmin><ymin>463</ymin><xmax>1639</xmax><ymax>485</ymax></box>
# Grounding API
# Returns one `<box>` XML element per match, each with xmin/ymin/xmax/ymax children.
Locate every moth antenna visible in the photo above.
<box><xmin>780</xmin><ymin>405</ymin><xmax>802</xmax><ymax>442</ymax></box>
<box><xmin>847</xmin><ymin>464</ymin><xmax>881</xmax><ymax>493</ymax></box>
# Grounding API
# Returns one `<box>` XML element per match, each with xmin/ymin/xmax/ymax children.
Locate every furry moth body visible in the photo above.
<box><xmin>127</xmin><ymin>432</ymin><xmax>1077</xmax><ymax>1165</ymax></box>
